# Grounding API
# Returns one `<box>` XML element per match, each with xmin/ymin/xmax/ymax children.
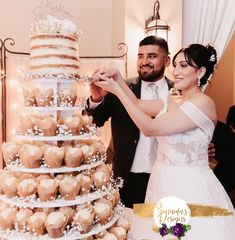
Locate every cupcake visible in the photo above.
<box><xmin>0</xmin><ymin>207</ymin><xmax>16</xmax><ymax>230</ymax></box>
<box><xmin>115</xmin><ymin>217</ymin><xmax>131</xmax><ymax>232</ymax></box>
<box><xmin>80</xmin><ymin>145</ymin><xmax>96</xmax><ymax>164</ymax></box>
<box><xmin>64</xmin><ymin>115</ymin><xmax>81</xmax><ymax>135</ymax></box>
<box><xmin>0</xmin><ymin>202</ymin><xmax>9</xmax><ymax>211</ymax></box>
<box><xmin>91</xmin><ymin>139</ymin><xmax>106</xmax><ymax>155</ymax></box>
<box><xmin>64</xmin><ymin>147</ymin><xmax>83</xmax><ymax>167</ymax></box>
<box><xmin>18</xmin><ymin>114</ymin><xmax>36</xmax><ymax>134</ymax></box>
<box><xmin>73</xmin><ymin>204</ymin><xmax>94</xmax><ymax>233</ymax></box>
<box><xmin>103</xmin><ymin>232</ymin><xmax>118</xmax><ymax>240</ymax></box>
<box><xmin>1</xmin><ymin>174</ymin><xmax>18</xmax><ymax>198</ymax></box>
<box><xmin>110</xmin><ymin>226</ymin><xmax>127</xmax><ymax>240</ymax></box>
<box><xmin>80</xmin><ymin>115</ymin><xmax>93</xmax><ymax>132</ymax></box>
<box><xmin>17</xmin><ymin>178</ymin><xmax>38</xmax><ymax>198</ymax></box>
<box><xmin>38</xmin><ymin>178</ymin><xmax>59</xmax><ymax>201</ymax></box>
<box><xmin>58</xmin><ymin>175</ymin><xmax>80</xmax><ymax>200</ymax></box>
<box><xmin>34</xmin><ymin>87</ymin><xmax>54</xmax><ymax>107</ymax></box>
<box><xmin>27</xmin><ymin>212</ymin><xmax>47</xmax><ymax>235</ymax></box>
<box><xmin>22</xmin><ymin>88</ymin><xmax>36</xmax><ymax>106</ymax></box>
<box><xmin>58</xmin><ymin>87</ymin><xmax>77</xmax><ymax>107</ymax></box>
<box><xmin>36</xmin><ymin>115</ymin><xmax>56</xmax><ymax>136</ymax></box>
<box><xmin>19</xmin><ymin>144</ymin><xmax>43</xmax><ymax>168</ymax></box>
<box><xmin>15</xmin><ymin>208</ymin><xmax>33</xmax><ymax>231</ymax></box>
<box><xmin>45</xmin><ymin>211</ymin><xmax>68</xmax><ymax>238</ymax></box>
<box><xmin>96</xmin><ymin>164</ymin><xmax>112</xmax><ymax>176</ymax></box>
<box><xmin>1</xmin><ymin>142</ymin><xmax>19</xmax><ymax>165</ymax></box>
<box><xmin>93</xmin><ymin>199</ymin><xmax>112</xmax><ymax>225</ymax></box>
<box><xmin>59</xmin><ymin>207</ymin><xmax>75</xmax><ymax>225</ymax></box>
<box><xmin>78</xmin><ymin>173</ymin><xmax>93</xmax><ymax>195</ymax></box>
<box><xmin>44</xmin><ymin>146</ymin><xmax>64</xmax><ymax>168</ymax></box>
<box><xmin>107</xmin><ymin>188</ymin><xmax>120</xmax><ymax>208</ymax></box>
<box><xmin>93</xmin><ymin>166</ymin><xmax>111</xmax><ymax>190</ymax></box>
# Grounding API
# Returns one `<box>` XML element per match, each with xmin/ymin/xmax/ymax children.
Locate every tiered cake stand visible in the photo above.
<box><xmin>0</xmin><ymin>77</ymin><xmax>124</xmax><ymax>239</ymax></box>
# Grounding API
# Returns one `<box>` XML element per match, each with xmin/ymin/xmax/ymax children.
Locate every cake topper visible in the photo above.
<box><xmin>33</xmin><ymin>0</ymin><xmax>73</xmax><ymax>20</ymax></box>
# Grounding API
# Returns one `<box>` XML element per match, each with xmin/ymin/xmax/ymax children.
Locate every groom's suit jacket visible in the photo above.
<box><xmin>85</xmin><ymin>76</ymin><xmax>174</xmax><ymax>183</ymax></box>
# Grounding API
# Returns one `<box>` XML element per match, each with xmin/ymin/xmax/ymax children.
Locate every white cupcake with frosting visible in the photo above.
<box><xmin>15</xmin><ymin>208</ymin><xmax>33</xmax><ymax>231</ymax></box>
<box><xmin>38</xmin><ymin>178</ymin><xmax>58</xmax><ymax>201</ymax></box>
<box><xmin>17</xmin><ymin>178</ymin><xmax>38</xmax><ymax>198</ymax></box>
<box><xmin>45</xmin><ymin>211</ymin><xmax>68</xmax><ymax>238</ymax></box>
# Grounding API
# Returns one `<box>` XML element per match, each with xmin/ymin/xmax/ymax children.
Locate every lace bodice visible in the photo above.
<box><xmin>156</xmin><ymin>98</ymin><xmax>215</xmax><ymax>167</ymax></box>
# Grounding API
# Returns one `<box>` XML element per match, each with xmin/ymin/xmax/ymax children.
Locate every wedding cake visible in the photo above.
<box><xmin>29</xmin><ymin>15</ymin><xmax>80</xmax><ymax>78</ymax></box>
<box><xmin>0</xmin><ymin>15</ymin><xmax>130</xmax><ymax>240</ymax></box>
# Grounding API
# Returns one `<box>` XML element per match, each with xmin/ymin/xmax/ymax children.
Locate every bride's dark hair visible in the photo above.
<box><xmin>172</xmin><ymin>44</ymin><xmax>217</xmax><ymax>87</ymax></box>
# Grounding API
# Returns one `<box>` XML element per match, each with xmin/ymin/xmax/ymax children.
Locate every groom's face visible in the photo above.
<box><xmin>137</xmin><ymin>45</ymin><xmax>170</xmax><ymax>82</ymax></box>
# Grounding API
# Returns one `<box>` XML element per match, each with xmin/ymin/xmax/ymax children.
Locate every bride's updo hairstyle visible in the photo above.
<box><xmin>172</xmin><ymin>44</ymin><xmax>217</xmax><ymax>87</ymax></box>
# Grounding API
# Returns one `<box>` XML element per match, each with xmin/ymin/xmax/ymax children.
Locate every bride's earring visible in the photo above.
<box><xmin>197</xmin><ymin>76</ymin><xmax>201</xmax><ymax>87</ymax></box>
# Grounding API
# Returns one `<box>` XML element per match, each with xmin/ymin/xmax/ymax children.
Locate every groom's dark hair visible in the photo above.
<box><xmin>139</xmin><ymin>36</ymin><xmax>169</xmax><ymax>55</ymax></box>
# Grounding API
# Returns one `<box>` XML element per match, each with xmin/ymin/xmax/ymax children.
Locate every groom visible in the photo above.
<box><xmin>84</xmin><ymin>36</ymin><xmax>174</xmax><ymax>208</ymax></box>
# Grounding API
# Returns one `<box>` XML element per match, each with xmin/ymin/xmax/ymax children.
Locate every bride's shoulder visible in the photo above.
<box><xmin>191</xmin><ymin>94</ymin><xmax>215</xmax><ymax>108</ymax></box>
<box><xmin>190</xmin><ymin>95</ymin><xmax>217</xmax><ymax>122</ymax></box>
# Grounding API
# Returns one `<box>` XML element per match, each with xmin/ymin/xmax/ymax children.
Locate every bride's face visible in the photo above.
<box><xmin>172</xmin><ymin>52</ymin><xmax>199</xmax><ymax>90</ymax></box>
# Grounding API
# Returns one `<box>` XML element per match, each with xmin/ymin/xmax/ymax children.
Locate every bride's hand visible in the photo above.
<box><xmin>93</xmin><ymin>68</ymin><xmax>123</xmax><ymax>83</ymax></box>
<box><xmin>94</xmin><ymin>74</ymin><xmax>121</xmax><ymax>96</ymax></box>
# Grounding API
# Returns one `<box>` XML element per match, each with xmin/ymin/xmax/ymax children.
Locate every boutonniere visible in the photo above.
<box><xmin>169</xmin><ymin>87</ymin><xmax>181</xmax><ymax>96</ymax></box>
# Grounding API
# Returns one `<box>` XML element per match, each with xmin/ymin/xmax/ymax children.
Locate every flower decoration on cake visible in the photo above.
<box><xmin>28</xmin><ymin>15</ymin><xmax>82</xmax><ymax>79</ymax></box>
<box><xmin>30</xmin><ymin>15</ymin><xmax>80</xmax><ymax>38</ymax></box>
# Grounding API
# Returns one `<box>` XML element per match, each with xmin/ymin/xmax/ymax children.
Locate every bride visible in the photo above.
<box><xmin>93</xmin><ymin>43</ymin><xmax>235</xmax><ymax>239</ymax></box>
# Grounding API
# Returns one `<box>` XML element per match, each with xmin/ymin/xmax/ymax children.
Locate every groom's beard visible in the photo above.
<box><xmin>138</xmin><ymin>65</ymin><xmax>165</xmax><ymax>82</ymax></box>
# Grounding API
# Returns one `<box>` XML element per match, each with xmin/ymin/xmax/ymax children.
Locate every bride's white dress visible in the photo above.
<box><xmin>130</xmin><ymin>99</ymin><xmax>235</xmax><ymax>240</ymax></box>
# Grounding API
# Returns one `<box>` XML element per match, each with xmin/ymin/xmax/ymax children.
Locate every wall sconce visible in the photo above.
<box><xmin>145</xmin><ymin>0</ymin><xmax>170</xmax><ymax>41</ymax></box>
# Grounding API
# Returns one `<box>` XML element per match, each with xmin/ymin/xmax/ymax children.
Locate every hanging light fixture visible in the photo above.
<box><xmin>145</xmin><ymin>0</ymin><xmax>170</xmax><ymax>41</ymax></box>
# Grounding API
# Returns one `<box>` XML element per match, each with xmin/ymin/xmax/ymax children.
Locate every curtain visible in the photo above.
<box><xmin>183</xmin><ymin>0</ymin><xmax>235</xmax><ymax>60</ymax></box>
